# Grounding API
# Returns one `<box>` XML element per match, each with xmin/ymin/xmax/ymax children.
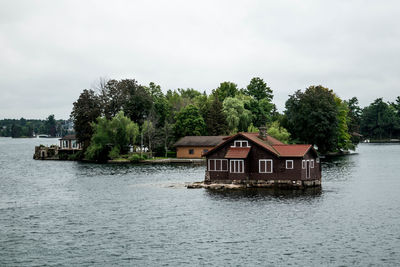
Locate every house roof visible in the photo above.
<box><xmin>225</xmin><ymin>147</ymin><xmax>251</xmax><ymax>159</ymax></box>
<box><xmin>59</xmin><ymin>134</ymin><xmax>77</xmax><ymax>140</ymax></box>
<box><xmin>174</xmin><ymin>136</ymin><xmax>228</xmax><ymax>147</ymax></box>
<box><xmin>203</xmin><ymin>132</ymin><xmax>315</xmax><ymax>158</ymax></box>
<box><xmin>272</xmin><ymin>144</ymin><xmax>312</xmax><ymax>157</ymax></box>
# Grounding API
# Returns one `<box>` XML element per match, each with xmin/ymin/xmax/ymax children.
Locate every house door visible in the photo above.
<box><xmin>306</xmin><ymin>160</ymin><xmax>311</xmax><ymax>179</ymax></box>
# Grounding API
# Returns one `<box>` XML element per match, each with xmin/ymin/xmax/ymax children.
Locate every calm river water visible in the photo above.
<box><xmin>1</xmin><ymin>137</ymin><xmax>400</xmax><ymax>266</ymax></box>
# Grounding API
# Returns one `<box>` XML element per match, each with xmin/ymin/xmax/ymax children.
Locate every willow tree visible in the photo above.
<box><xmin>85</xmin><ymin>111</ymin><xmax>139</xmax><ymax>161</ymax></box>
<box><xmin>222</xmin><ymin>97</ymin><xmax>252</xmax><ymax>134</ymax></box>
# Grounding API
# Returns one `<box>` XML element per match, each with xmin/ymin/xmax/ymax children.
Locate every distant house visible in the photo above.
<box><xmin>203</xmin><ymin>128</ymin><xmax>321</xmax><ymax>187</ymax></box>
<box><xmin>174</xmin><ymin>136</ymin><xmax>228</xmax><ymax>158</ymax></box>
<box><xmin>59</xmin><ymin>135</ymin><xmax>82</xmax><ymax>151</ymax></box>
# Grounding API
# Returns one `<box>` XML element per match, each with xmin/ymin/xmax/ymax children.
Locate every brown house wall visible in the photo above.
<box><xmin>176</xmin><ymin>146</ymin><xmax>214</xmax><ymax>159</ymax></box>
<box><xmin>206</xmin><ymin>137</ymin><xmax>321</xmax><ymax>182</ymax></box>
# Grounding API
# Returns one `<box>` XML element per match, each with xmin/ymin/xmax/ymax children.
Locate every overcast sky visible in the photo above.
<box><xmin>1</xmin><ymin>0</ymin><xmax>399</xmax><ymax>119</ymax></box>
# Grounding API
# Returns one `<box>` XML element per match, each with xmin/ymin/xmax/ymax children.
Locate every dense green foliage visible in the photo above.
<box><xmin>284</xmin><ymin>86</ymin><xmax>343</xmax><ymax>153</ymax></box>
<box><xmin>0</xmin><ymin>117</ymin><xmax>73</xmax><ymax>138</ymax></box>
<box><xmin>223</xmin><ymin>96</ymin><xmax>252</xmax><ymax>133</ymax></box>
<box><xmin>85</xmin><ymin>111</ymin><xmax>139</xmax><ymax>162</ymax></box>
<box><xmin>267</xmin><ymin>121</ymin><xmax>291</xmax><ymax>144</ymax></box>
<box><xmin>360</xmin><ymin>98</ymin><xmax>400</xmax><ymax>140</ymax></box>
<box><xmin>6</xmin><ymin>74</ymin><xmax>399</xmax><ymax>156</ymax></box>
<box><xmin>70</xmin><ymin>89</ymin><xmax>102</xmax><ymax>149</ymax></box>
<box><xmin>174</xmin><ymin>105</ymin><xmax>206</xmax><ymax>138</ymax></box>
<box><xmin>66</xmin><ymin>77</ymin><xmax>400</xmax><ymax>157</ymax></box>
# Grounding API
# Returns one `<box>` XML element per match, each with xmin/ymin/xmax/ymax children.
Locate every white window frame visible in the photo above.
<box><xmin>259</xmin><ymin>159</ymin><xmax>273</xmax><ymax>173</ymax></box>
<box><xmin>316</xmin><ymin>158</ymin><xmax>320</xmax><ymax>163</ymax></box>
<box><xmin>302</xmin><ymin>160</ymin><xmax>306</xmax><ymax>169</ymax></box>
<box><xmin>230</xmin><ymin>159</ymin><xmax>244</xmax><ymax>173</ymax></box>
<box><xmin>208</xmin><ymin>159</ymin><xmax>228</xmax><ymax>172</ymax></box>
<box><xmin>286</xmin><ymin>160</ymin><xmax>294</xmax><ymax>169</ymax></box>
<box><xmin>72</xmin><ymin>140</ymin><xmax>77</xmax><ymax>149</ymax></box>
<box><xmin>310</xmin><ymin>159</ymin><xmax>314</xmax><ymax>168</ymax></box>
<box><xmin>232</xmin><ymin>140</ymin><xmax>249</xmax><ymax>148</ymax></box>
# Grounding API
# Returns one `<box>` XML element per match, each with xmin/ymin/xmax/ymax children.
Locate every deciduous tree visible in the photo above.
<box><xmin>284</xmin><ymin>86</ymin><xmax>339</xmax><ymax>154</ymax></box>
<box><xmin>70</xmin><ymin>89</ymin><xmax>102</xmax><ymax>149</ymax></box>
<box><xmin>85</xmin><ymin>111</ymin><xmax>139</xmax><ymax>161</ymax></box>
<box><xmin>174</xmin><ymin>105</ymin><xmax>206</xmax><ymax>139</ymax></box>
<box><xmin>222</xmin><ymin>97</ymin><xmax>252</xmax><ymax>133</ymax></box>
<box><xmin>212</xmin><ymin>82</ymin><xmax>239</xmax><ymax>102</ymax></box>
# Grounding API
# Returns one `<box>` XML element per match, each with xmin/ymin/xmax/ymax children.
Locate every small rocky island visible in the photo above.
<box><xmin>187</xmin><ymin>128</ymin><xmax>321</xmax><ymax>189</ymax></box>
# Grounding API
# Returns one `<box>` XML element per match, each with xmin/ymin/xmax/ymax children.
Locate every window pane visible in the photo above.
<box><xmin>260</xmin><ymin>160</ymin><xmax>265</xmax><ymax>173</ymax></box>
<box><xmin>210</xmin><ymin>160</ymin><xmax>215</xmax><ymax>171</ymax></box>
<box><xmin>216</xmin><ymin>160</ymin><xmax>221</xmax><ymax>171</ymax></box>
<box><xmin>267</xmin><ymin>161</ymin><xmax>272</xmax><ymax>173</ymax></box>
<box><xmin>222</xmin><ymin>160</ymin><xmax>227</xmax><ymax>171</ymax></box>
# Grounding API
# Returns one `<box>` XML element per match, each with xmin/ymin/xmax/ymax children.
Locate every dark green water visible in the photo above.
<box><xmin>1</xmin><ymin>138</ymin><xmax>400</xmax><ymax>266</ymax></box>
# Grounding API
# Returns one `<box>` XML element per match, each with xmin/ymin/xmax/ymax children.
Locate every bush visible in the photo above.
<box><xmin>58</xmin><ymin>153</ymin><xmax>68</xmax><ymax>160</ymax></box>
<box><xmin>128</xmin><ymin>153</ymin><xmax>147</xmax><ymax>162</ymax></box>
<box><xmin>167</xmin><ymin>151</ymin><xmax>176</xmax><ymax>158</ymax></box>
<box><xmin>108</xmin><ymin>146</ymin><xmax>120</xmax><ymax>160</ymax></box>
<box><xmin>68</xmin><ymin>151</ymin><xmax>83</xmax><ymax>161</ymax></box>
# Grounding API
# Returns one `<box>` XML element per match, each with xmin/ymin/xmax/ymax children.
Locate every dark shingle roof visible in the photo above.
<box><xmin>174</xmin><ymin>136</ymin><xmax>228</xmax><ymax>147</ymax></box>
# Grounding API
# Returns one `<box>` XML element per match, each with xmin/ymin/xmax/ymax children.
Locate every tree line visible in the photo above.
<box><xmin>0</xmin><ymin>116</ymin><xmax>73</xmax><ymax>138</ymax></box>
<box><xmin>66</xmin><ymin>77</ymin><xmax>399</xmax><ymax>161</ymax></box>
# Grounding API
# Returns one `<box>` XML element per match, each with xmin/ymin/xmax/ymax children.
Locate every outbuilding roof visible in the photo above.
<box><xmin>174</xmin><ymin>136</ymin><xmax>228</xmax><ymax>147</ymax></box>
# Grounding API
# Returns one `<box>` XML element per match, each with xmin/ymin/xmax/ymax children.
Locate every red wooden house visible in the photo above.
<box><xmin>202</xmin><ymin>128</ymin><xmax>321</xmax><ymax>188</ymax></box>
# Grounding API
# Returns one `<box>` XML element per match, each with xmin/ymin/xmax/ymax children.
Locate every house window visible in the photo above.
<box><xmin>316</xmin><ymin>158</ymin><xmax>320</xmax><ymax>163</ymax></box>
<box><xmin>208</xmin><ymin>159</ymin><xmax>228</xmax><ymax>171</ymax></box>
<box><xmin>310</xmin><ymin>159</ymin><xmax>314</xmax><ymax>168</ymax></box>
<box><xmin>302</xmin><ymin>160</ymin><xmax>306</xmax><ymax>169</ymax></box>
<box><xmin>72</xmin><ymin>140</ymin><xmax>77</xmax><ymax>149</ymax></box>
<box><xmin>286</xmin><ymin>160</ymin><xmax>293</xmax><ymax>169</ymax></box>
<box><xmin>189</xmin><ymin>149</ymin><xmax>194</xmax><ymax>155</ymax></box>
<box><xmin>230</xmin><ymin>160</ymin><xmax>244</xmax><ymax>173</ymax></box>
<box><xmin>63</xmin><ymin>140</ymin><xmax>69</xmax><ymax>148</ymax></box>
<box><xmin>259</xmin><ymin>159</ymin><xmax>273</xmax><ymax>173</ymax></box>
<box><xmin>233</xmin><ymin>140</ymin><xmax>249</xmax><ymax>147</ymax></box>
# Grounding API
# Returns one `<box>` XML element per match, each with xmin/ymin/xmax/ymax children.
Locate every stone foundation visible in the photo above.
<box><xmin>187</xmin><ymin>179</ymin><xmax>321</xmax><ymax>189</ymax></box>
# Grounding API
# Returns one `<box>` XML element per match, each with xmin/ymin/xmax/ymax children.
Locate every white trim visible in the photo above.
<box><xmin>259</xmin><ymin>159</ymin><xmax>273</xmax><ymax>173</ymax></box>
<box><xmin>230</xmin><ymin>159</ymin><xmax>244</xmax><ymax>173</ymax></box>
<box><xmin>286</xmin><ymin>160</ymin><xmax>294</xmax><ymax>169</ymax></box>
<box><xmin>232</xmin><ymin>140</ymin><xmax>250</xmax><ymax>148</ymax></box>
<box><xmin>310</xmin><ymin>159</ymin><xmax>314</xmax><ymax>168</ymax></box>
<box><xmin>306</xmin><ymin>160</ymin><xmax>311</xmax><ymax>178</ymax></box>
<box><xmin>208</xmin><ymin>159</ymin><xmax>228</xmax><ymax>171</ymax></box>
<box><xmin>302</xmin><ymin>160</ymin><xmax>306</xmax><ymax>169</ymax></box>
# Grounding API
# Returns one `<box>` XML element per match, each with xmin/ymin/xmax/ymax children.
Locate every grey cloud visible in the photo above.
<box><xmin>1</xmin><ymin>0</ymin><xmax>399</xmax><ymax>119</ymax></box>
